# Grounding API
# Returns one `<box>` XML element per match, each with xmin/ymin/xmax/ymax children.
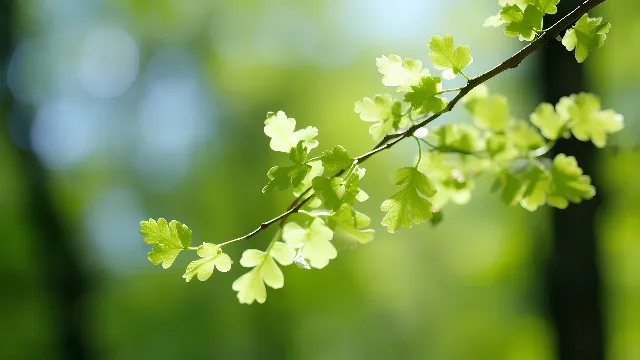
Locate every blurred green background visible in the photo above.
<box><xmin>0</xmin><ymin>0</ymin><xmax>639</xmax><ymax>359</ymax></box>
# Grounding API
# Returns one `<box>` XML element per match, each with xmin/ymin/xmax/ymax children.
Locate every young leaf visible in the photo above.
<box><xmin>289</xmin><ymin>140</ymin><xmax>308</xmax><ymax>164</ymax></box>
<box><xmin>262</xmin><ymin>163</ymin><xmax>312</xmax><ymax>193</ymax></box>
<box><xmin>183</xmin><ymin>243</ymin><xmax>232</xmax><ymax>282</ymax></box>
<box><xmin>530</xmin><ymin>103</ymin><xmax>569</xmax><ymax>140</ymax></box>
<box><xmin>428</xmin><ymin>35</ymin><xmax>473</xmax><ymax>80</ymax></box>
<box><xmin>312</xmin><ymin>167</ymin><xmax>367</xmax><ymax>211</ymax></box>
<box><xmin>418</xmin><ymin>152</ymin><xmax>475</xmax><ymax>209</ymax></box>
<box><xmin>381</xmin><ymin>167</ymin><xmax>437</xmax><ymax>233</ymax></box>
<box><xmin>562</xmin><ymin>14</ymin><xmax>611</xmax><ymax>63</ymax></box>
<box><xmin>232</xmin><ymin>242</ymin><xmax>295</xmax><ymax>304</ymax></box>
<box><xmin>404</xmin><ymin>76</ymin><xmax>448</xmax><ymax>114</ymax></box>
<box><xmin>312</xmin><ymin>176</ymin><xmax>343</xmax><ymax>210</ymax></box>
<box><xmin>519</xmin><ymin>163</ymin><xmax>550</xmax><ymax>211</ymax></box>
<box><xmin>354</xmin><ymin>94</ymin><xmax>405</xmax><ymax>141</ymax></box>
<box><xmin>465</xmin><ymin>93</ymin><xmax>512</xmax><ymax>131</ymax></box>
<box><xmin>556</xmin><ymin>93</ymin><xmax>624</xmax><ymax>148</ymax></box>
<box><xmin>547</xmin><ymin>154</ymin><xmax>596</xmax><ymax>209</ymax></box>
<box><xmin>329</xmin><ymin>204</ymin><xmax>375</xmax><ymax>246</ymax></box>
<box><xmin>319</xmin><ymin>146</ymin><xmax>353</xmax><ymax>177</ymax></box>
<box><xmin>505</xmin><ymin>122</ymin><xmax>546</xmax><ymax>152</ymax></box>
<box><xmin>293</xmin><ymin>161</ymin><xmax>324</xmax><ymax>197</ymax></box>
<box><xmin>500</xmin><ymin>4</ymin><xmax>544</xmax><ymax>41</ymax></box>
<box><xmin>499</xmin><ymin>0</ymin><xmax>534</xmax><ymax>9</ymax></box>
<box><xmin>535</xmin><ymin>0</ymin><xmax>560</xmax><ymax>14</ymax></box>
<box><xmin>376</xmin><ymin>55</ymin><xmax>429</xmax><ymax>92</ymax></box>
<box><xmin>430</xmin><ymin>123</ymin><xmax>483</xmax><ymax>154</ymax></box>
<box><xmin>264</xmin><ymin>111</ymin><xmax>319</xmax><ymax>153</ymax></box>
<box><xmin>141</xmin><ymin>218</ymin><xmax>192</xmax><ymax>269</ymax></box>
<box><xmin>283</xmin><ymin>217</ymin><xmax>337</xmax><ymax>269</ymax></box>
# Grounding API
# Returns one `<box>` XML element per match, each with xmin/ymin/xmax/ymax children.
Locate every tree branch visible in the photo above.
<box><xmin>220</xmin><ymin>0</ymin><xmax>607</xmax><ymax>247</ymax></box>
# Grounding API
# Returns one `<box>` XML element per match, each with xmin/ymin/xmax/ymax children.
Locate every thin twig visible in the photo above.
<box><xmin>221</xmin><ymin>0</ymin><xmax>607</xmax><ymax>246</ymax></box>
<box><xmin>218</xmin><ymin>196</ymin><xmax>311</xmax><ymax>247</ymax></box>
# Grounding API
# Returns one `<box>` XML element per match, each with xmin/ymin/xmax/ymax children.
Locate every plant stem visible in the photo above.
<box><xmin>529</xmin><ymin>140</ymin><xmax>557</xmax><ymax>158</ymax></box>
<box><xmin>413</xmin><ymin>136</ymin><xmax>423</xmax><ymax>168</ymax></box>
<box><xmin>436</xmin><ymin>87</ymin><xmax>465</xmax><ymax>95</ymax></box>
<box><xmin>418</xmin><ymin>138</ymin><xmax>438</xmax><ymax>150</ymax></box>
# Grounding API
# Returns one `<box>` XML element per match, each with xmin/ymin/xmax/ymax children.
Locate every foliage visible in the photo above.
<box><xmin>141</xmin><ymin>0</ymin><xmax>623</xmax><ymax>304</ymax></box>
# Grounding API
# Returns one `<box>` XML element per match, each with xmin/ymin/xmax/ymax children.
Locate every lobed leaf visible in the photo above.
<box><xmin>283</xmin><ymin>217</ymin><xmax>337</xmax><ymax>269</ymax></box>
<box><xmin>354</xmin><ymin>94</ymin><xmax>406</xmax><ymax>141</ymax></box>
<box><xmin>381</xmin><ymin>167</ymin><xmax>437</xmax><ymax>233</ymax></box>
<box><xmin>500</xmin><ymin>4</ymin><xmax>543</xmax><ymax>41</ymax></box>
<box><xmin>556</xmin><ymin>93</ymin><xmax>623</xmax><ymax>147</ymax></box>
<box><xmin>232</xmin><ymin>242</ymin><xmax>296</xmax><ymax>304</ymax></box>
<box><xmin>183</xmin><ymin>243</ymin><xmax>232</xmax><ymax>282</ymax></box>
<box><xmin>319</xmin><ymin>146</ymin><xmax>353</xmax><ymax>177</ymax></box>
<box><xmin>141</xmin><ymin>218</ymin><xmax>192</xmax><ymax>269</ymax></box>
<box><xmin>562</xmin><ymin>14</ymin><xmax>611</xmax><ymax>63</ymax></box>
<box><xmin>264</xmin><ymin>111</ymin><xmax>318</xmax><ymax>153</ymax></box>
<box><xmin>404</xmin><ymin>76</ymin><xmax>448</xmax><ymax>114</ymax></box>
<box><xmin>428</xmin><ymin>35</ymin><xmax>473</xmax><ymax>80</ymax></box>
<box><xmin>376</xmin><ymin>55</ymin><xmax>430</xmax><ymax>92</ymax></box>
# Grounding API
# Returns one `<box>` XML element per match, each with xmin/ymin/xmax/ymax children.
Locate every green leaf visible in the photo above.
<box><xmin>547</xmin><ymin>154</ymin><xmax>595</xmax><ymax>209</ymax></box>
<box><xmin>231</xmin><ymin>269</ymin><xmax>265</xmax><ymax>305</ymax></box>
<box><xmin>430</xmin><ymin>123</ymin><xmax>483</xmax><ymax>154</ymax></box>
<box><xmin>505</xmin><ymin>122</ymin><xmax>546</xmax><ymax>152</ymax></box>
<box><xmin>535</xmin><ymin>0</ymin><xmax>560</xmax><ymax>14</ymax></box>
<box><xmin>293</xmin><ymin>161</ymin><xmax>324</xmax><ymax>197</ymax></box>
<box><xmin>232</xmin><ymin>242</ymin><xmax>295</xmax><ymax>304</ymax></box>
<box><xmin>376</xmin><ymin>55</ymin><xmax>429</xmax><ymax>92</ymax></box>
<box><xmin>354</xmin><ymin>94</ymin><xmax>405</xmax><ymax>141</ymax></box>
<box><xmin>486</xmin><ymin>0</ymin><xmax>555</xmax><ymax>27</ymax></box>
<box><xmin>329</xmin><ymin>204</ymin><xmax>375</xmax><ymax>246</ymax></box>
<box><xmin>491</xmin><ymin>156</ymin><xmax>596</xmax><ymax>211</ymax></box>
<box><xmin>464</xmin><ymin>92</ymin><xmax>512</xmax><ymax>131</ymax></box>
<box><xmin>428</xmin><ymin>35</ymin><xmax>473</xmax><ymax>80</ymax></box>
<box><xmin>312</xmin><ymin>167</ymin><xmax>367</xmax><ymax>211</ymax></box>
<box><xmin>556</xmin><ymin>93</ymin><xmax>624</xmax><ymax>147</ymax></box>
<box><xmin>562</xmin><ymin>14</ymin><xmax>611</xmax><ymax>63</ymax></box>
<box><xmin>530</xmin><ymin>102</ymin><xmax>569</xmax><ymax>140</ymax></box>
<box><xmin>404</xmin><ymin>76</ymin><xmax>448</xmax><ymax>114</ymax></box>
<box><xmin>484</xmin><ymin>13</ymin><xmax>506</xmax><ymax>28</ymax></box>
<box><xmin>262</xmin><ymin>163</ymin><xmax>312</xmax><ymax>193</ymax></box>
<box><xmin>312</xmin><ymin>176</ymin><xmax>343</xmax><ymax>210</ymax></box>
<box><xmin>499</xmin><ymin>0</ymin><xmax>534</xmax><ymax>9</ymax></box>
<box><xmin>141</xmin><ymin>218</ymin><xmax>192</xmax><ymax>269</ymax></box>
<box><xmin>264</xmin><ymin>111</ymin><xmax>319</xmax><ymax>153</ymax></box>
<box><xmin>490</xmin><ymin>158</ymin><xmax>535</xmax><ymax>206</ymax></box>
<box><xmin>501</xmin><ymin>4</ymin><xmax>543</xmax><ymax>41</ymax></box>
<box><xmin>183</xmin><ymin>243</ymin><xmax>232</xmax><ymax>282</ymax></box>
<box><xmin>319</xmin><ymin>146</ymin><xmax>353</xmax><ymax>177</ymax></box>
<box><xmin>381</xmin><ymin>167</ymin><xmax>437</xmax><ymax>233</ymax></box>
<box><xmin>493</xmin><ymin>170</ymin><xmax>526</xmax><ymax>206</ymax></box>
<box><xmin>519</xmin><ymin>163</ymin><xmax>550</xmax><ymax>211</ymax></box>
<box><xmin>283</xmin><ymin>217</ymin><xmax>336</xmax><ymax>269</ymax></box>
<box><xmin>288</xmin><ymin>140</ymin><xmax>308</xmax><ymax>164</ymax></box>
<box><xmin>417</xmin><ymin>151</ymin><xmax>475</xmax><ymax>209</ymax></box>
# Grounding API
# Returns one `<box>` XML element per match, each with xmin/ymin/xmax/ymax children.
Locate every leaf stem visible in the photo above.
<box><xmin>436</xmin><ymin>87</ymin><xmax>465</xmax><ymax>95</ymax></box>
<box><xmin>302</xmin><ymin>156</ymin><xmax>322</xmax><ymax>164</ymax></box>
<box><xmin>413</xmin><ymin>136</ymin><xmax>423</xmax><ymax>168</ymax></box>
<box><xmin>459</xmin><ymin>71</ymin><xmax>472</xmax><ymax>81</ymax></box>
<box><xmin>529</xmin><ymin>139</ymin><xmax>557</xmax><ymax>158</ymax></box>
<box><xmin>418</xmin><ymin>138</ymin><xmax>439</xmax><ymax>150</ymax></box>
